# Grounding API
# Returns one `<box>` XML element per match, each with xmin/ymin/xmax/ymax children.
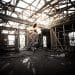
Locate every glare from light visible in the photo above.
<box><xmin>17</xmin><ymin>1</ymin><xmax>28</xmax><ymax>8</ymax></box>
<box><xmin>43</xmin><ymin>36</ymin><xmax>47</xmax><ymax>47</ymax></box>
<box><xmin>51</xmin><ymin>0</ymin><xmax>58</xmax><ymax>5</ymax></box>
<box><xmin>46</xmin><ymin>0</ymin><xmax>50</xmax><ymax>1</ymax></box>
<box><xmin>8</xmin><ymin>35</ymin><xmax>15</xmax><ymax>40</ymax></box>
<box><xmin>36</xmin><ymin>28</ymin><xmax>41</xmax><ymax>34</ymax></box>
<box><xmin>8</xmin><ymin>35</ymin><xmax>15</xmax><ymax>45</ymax></box>
<box><xmin>22</xmin><ymin>57</ymin><xmax>30</xmax><ymax>63</ymax></box>
<box><xmin>23</xmin><ymin>0</ymin><xmax>34</xmax><ymax>3</ymax></box>
<box><xmin>19</xmin><ymin>34</ymin><xmax>25</xmax><ymax>49</ymax></box>
<box><xmin>2</xmin><ymin>30</ymin><xmax>8</xmax><ymax>34</ymax></box>
<box><xmin>68</xmin><ymin>32</ymin><xmax>75</xmax><ymax>46</ymax></box>
<box><xmin>27</xmin><ymin>26</ymin><xmax>41</xmax><ymax>34</ymax></box>
<box><xmin>3</xmin><ymin>0</ymin><xmax>11</xmax><ymax>2</ymax></box>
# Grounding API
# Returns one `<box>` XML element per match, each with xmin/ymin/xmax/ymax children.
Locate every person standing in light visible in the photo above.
<box><xmin>27</xmin><ymin>23</ymin><xmax>41</xmax><ymax>52</ymax></box>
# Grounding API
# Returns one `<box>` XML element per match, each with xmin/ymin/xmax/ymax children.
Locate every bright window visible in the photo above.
<box><xmin>8</xmin><ymin>35</ymin><xmax>15</xmax><ymax>45</ymax></box>
<box><xmin>19</xmin><ymin>34</ymin><xmax>25</xmax><ymax>49</ymax></box>
<box><xmin>68</xmin><ymin>32</ymin><xmax>75</xmax><ymax>46</ymax></box>
<box><xmin>43</xmin><ymin>36</ymin><xmax>47</xmax><ymax>47</ymax></box>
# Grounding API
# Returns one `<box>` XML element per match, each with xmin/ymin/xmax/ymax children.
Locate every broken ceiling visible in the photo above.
<box><xmin>0</xmin><ymin>0</ymin><xmax>75</xmax><ymax>28</ymax></box>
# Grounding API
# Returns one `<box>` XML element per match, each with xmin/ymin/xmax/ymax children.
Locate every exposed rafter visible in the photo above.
<box><xmin>30</xmin><ymin>0</ymin><xmax>54</xmax><ymax>17</ymax></box>
<box><xmin>12</xmin><ymin>0</ymin><xmax>20</xmax><ymax>12</ymax></box>
<box><xmin>51</xmin><ymin>13</ymin><xmax>75</xmax><ymax>27</ymax></box>
<box><xmin>48</xmin><ymin>4</ymin><xmax>74</xmax><ymax>17</ymax></box>
<box><xmin>21</xmin><ymin>0</ymin><xmax>39</xmax><ymax>9</ymax></box>
<box><xmin>0</xmin><ymin>0</ymin><xmax>75</xmax><ymax>28</ymax></box>
<box><xmin>0</xmin><ymin>13</ymin><xmax>33</xmax><ymax>25</ymax></box>
<box><xmin>0</xmin><ymin>13</ymin><xmax>45</xmax><ymax>28</ymax></box>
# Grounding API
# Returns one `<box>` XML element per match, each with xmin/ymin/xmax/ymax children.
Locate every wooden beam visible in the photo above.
<box><xmin>0</xmin><ymin>13</ymin><xmax>45</xmax><ymax>28</ymax></box>
<box><xmin>30</xmin><ymin>0</ymin><xmax>54</xmax><ymax>17</ymax></box>
<box><xmin>0</xmin><ymin>13</ymin><xmax>33</xmax><ymax>25</ymax></box>
<box><xmin>48</xmin><ymin>4</ymin><xmax>73</xmax><ymax>17</ymax></box>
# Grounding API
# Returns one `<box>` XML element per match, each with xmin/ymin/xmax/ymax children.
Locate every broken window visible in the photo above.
<box><xmin>8</xmin><ymin>35</ymin><xmax>15</xmax><ymax>45</ymax></box>
<box><xmin>19</xmin><ymin>34</ymin><xmax>25</xmax><ymax>49</ymax></box>
<box><xmin>68</xmin><ymin>32</ymin><xmax>75</xmax><ymax>46</ymax></box>
<box><xmin>43</xmin><ymin>36</ymin><xmax>47</xmax><ymax>47</ymax></box>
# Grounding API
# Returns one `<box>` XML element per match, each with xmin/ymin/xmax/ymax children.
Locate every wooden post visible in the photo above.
<box><xmin>63</xmin><ymin>25</ymin><xmax>66</xmax><ymax>50</ymax></box>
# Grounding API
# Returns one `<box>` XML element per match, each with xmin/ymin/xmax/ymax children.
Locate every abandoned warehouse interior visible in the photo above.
<box><xmin>0</xmin><ymin>0</ymin><xmax>75</xmax><ymax>75</ymax></box>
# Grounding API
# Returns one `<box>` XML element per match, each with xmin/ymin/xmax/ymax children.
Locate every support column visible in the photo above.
<box><xmin>63</xmin><ymin>25</ymin><xmax>66</xmax><ymax>50</ymax></box>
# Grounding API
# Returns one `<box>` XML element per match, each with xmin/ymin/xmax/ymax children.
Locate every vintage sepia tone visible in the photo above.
<box><xmin>0</xmin><ymin>0</ymin><xmax>75</xmax><ymax>75</ymax></box>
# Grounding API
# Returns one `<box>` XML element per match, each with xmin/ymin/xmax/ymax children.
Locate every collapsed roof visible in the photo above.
<box><xmin>0</xmin><ymin>0</ymin><xmax>75</xmax><ymax>29</ymax></box>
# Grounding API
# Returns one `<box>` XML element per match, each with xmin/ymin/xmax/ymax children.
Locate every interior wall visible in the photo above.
<box><xmin>50</xmin><ymin>28</ymin><xmax>57</xmax><ymax>49</ymax></box>
<box><xmin>50</xmin><ymin>21</ymin><xmax>75</xmax><ymax>52</ymax></box>
<box><xmin>0</xmin><ymin>26</ymin><xmax>26</xmax><ymax>52</ymax></box>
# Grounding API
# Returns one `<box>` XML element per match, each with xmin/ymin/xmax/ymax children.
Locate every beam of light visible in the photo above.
<box><xmin>27</xmin><ymin>25</ymin><xmax>41</xmax><ymax>34</ymax></box>
<box><xmin>68</xmin><ymin>32</ymin><xmax>75</xmax><ymax>46</ymax></box>
<box><xmin>36</xmin><ymin>27</ymin><xmax>41</xmax><ymax>34</ymax></box>
<box><xmin>43</xmin><ymin>36</ymin><xmax>47</xmax><ymax>47</ymax></box>
<box><xmin>2</xmin><ymin>30</ymin><xmax>9</xmax><ymax>34</ymax></box>
<box><xmin>3</xmin><ymin>0</ymin><xmax>11</xmax><ymax>2</ymax></box>
<box><xmin>22</xmin><ymin>57</ymin><xmax>30</xmax><ymax>63</ymax></box>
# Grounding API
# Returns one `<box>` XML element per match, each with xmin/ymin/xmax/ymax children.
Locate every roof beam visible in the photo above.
<box><xmin>30</xmin><ymin>0</ymin><xmax>54</xmax><ymax>17</ymax></box>
<box><xmin>13</xmin><ymin>0</ymin><xmax>20</xmax><ymax>11</ymax></box>
<box><xmin>0</xmin><ymin>26</ymin><xmax>26</xmax><ymax>31</ymax></box>
<box><xmin>0</xmin><ymin>13</ymin><xmax>33</xmax><ymax>25</ymax></box>
<box><xmin>21</xmin><ymin>0</ymin><xmax>39</xmax><ymax>9</ymax></box>
<box><xmin>0</xmin><ymin>13</ymin><xmax>45</xmax><ymax>28</ymax></box>
<box><xmin>51</xmin><ymin>13</ymin><xmax>75</xmax><ymax>27</ymax></box>
<box><xmin>48</xmin><ymin>4</ymin><xmax>74</xmax><ymax>17</ymax></box>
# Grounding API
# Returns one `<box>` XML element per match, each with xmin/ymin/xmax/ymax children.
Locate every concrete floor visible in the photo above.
<box><xmin>0</xmin><ymin>49</ymin><xmax>75</xmax><ymax>75</ymax></box>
